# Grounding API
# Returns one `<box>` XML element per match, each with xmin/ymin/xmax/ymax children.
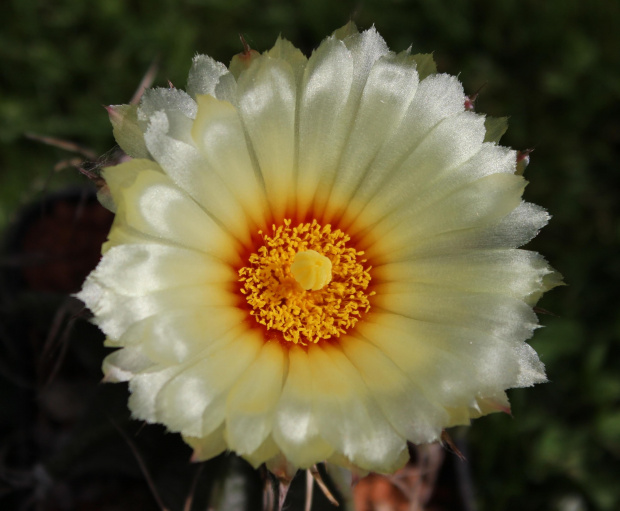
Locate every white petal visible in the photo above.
<box><xmin>296</xmin><ymin>36</ymin><xmax>354</xmax><ymax>219</ymax></box>
<box><xmin>363</xmin><ymin>173</ymin><xmax>526</xmax><ymax>260</ymax></box>
<box><xmin>117</xmin><ymin>307</ymin><xmax>245</xmax><ymax>365</ymax></box>
<box><xmin>373</xmin><ymin>248</ymin><xmax>554</xmax><ymax>300</ymax></box>
<box><xmin>138</xmin><ymin>87</ymin><xmax>196</xmax><ymax>143</ymax></box>
<box><xmin>307</xmin><ymin>344</ymin><xmax>407</xmax><ymax>472</ymax></box>
<box><xmin>272</xmin><ymin>346</ymin><xmax>334</xmax><ymax>468</ymax></box>
<box><xmin>128</xmin><ymin>365</ymin><xmax>180</xmax><ymax>422</ymax></box>
<box><xmin>225</xmin><ymin>341</ymin><xmax>286</xmax><ymax>455</ymax></box>
<box><xmin>186</xmin><ymin>54</ymin><xmax>229</xmax><ymax>99</ymax></box>
<box><xmin>89</xmin><ymin>243</ymin><xmax>236</xmax><ymax>297</ymax></box>
<box><xmin>110</xmin><ymin>163</ymin><xmax>240</xmax><ymax>262</ymax></box>
<box><xmin>184</xmin><ymin>423</ymin><xmax>227</xmax><ymax>461</ymax></box>
<box><xmin>242</xmin><ymin>435</ymin><xmax>281</xmax><ymax>468</ymax></box>
<box><xmin>80</xmin><ymin>279</ymin><xmax>235</xmax><ymax>340</ymax></box>
<box><xmin>154</xmin><ymin>327</ymin><xmax>263</xmax><ymax>437</ymax></box>
<box><xmin>191</xmin><ymin>95</ymin><xmax>270</xmax><ymax>230</ymax></box>
<box><xmin>386</xmin><ymin>201</ymin><xmax>550</xmax><ymax>263</ymax></box>
<box><xmin>340</xmin><ymin>26</ymin><xmax>390</xmax><ymax>98</ymax></box>
<box><xmin>144</xmin><ymin>111</ymin><xmax>252</xmax><ymax>245</ymax></box>
<box><xmin>349</xmin><ymin>110</ymin><xmax>487</xmax><ymax>232</ymax></box>
<box><xmin>514</xmin><ymin>343</ymin><xmax>547</xmax><ymax>387</ymax></box>
<box><xmin>340</xmin><ymin>335</ymin><xmax>447</xmax><ymax>444</ymax></box>
<box><xmin>265</xmin><ymin>36</ymin><xmax>308</xmax><ymax>85</ymax></box>
<box><xmin>236</xmin><ymin>55</ymin><xmax>297</xmax><ymax>219</ymax></box>
<box><xmin>342</xmin><ymin>73</ymin><xmax>465</xmax><ymax>214</ymax></box>
<box><xmin>373</xmin><ymin>283</ymin><xmax>538</xmax><ymax>343</ymax></box>
<box><xmin>102</xmin><ymin>345</ymin><xmax>155</xmax><ymax>382</ymax></box>
<box><xmin>357</xmin><ymin>312</ymin><xmax>529</xmax><ymax>408</ymax></box>
<box><xmin>324</xmin><ymin>51</ymin><xmax>420</xmax><ymax>220</ymax></box>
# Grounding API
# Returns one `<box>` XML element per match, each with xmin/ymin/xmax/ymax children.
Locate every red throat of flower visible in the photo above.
<box><xmin>237</xmin><ymin>218</ymin><xmax>375</xmax><ymax>346</ymax></box>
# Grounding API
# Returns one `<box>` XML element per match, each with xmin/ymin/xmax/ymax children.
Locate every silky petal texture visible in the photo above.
<box><xmin>225</xmin><ymin>341</ymin><xmax>286</xmax><ymax>455</ymax></box>
<box><xmin>362</xmin><ymin>173</ymin><xmax>526</xmax><ymax>261</ymax></box>
<box><xmin>117</xmin><ymin>307</ymin><xmax>245</xmax><ymax>365</ymax></box>
<box><xmin>138</xmin><ymin>87</ymin><xmax>197</xmax><ymax>144</ymax></box>
<box><xmin>373</xmin><ymin>249</ymin><xmax>553</xmax><ymax>301</ymax></box>
<box><xmin>154</xmin><ymin>328</ymin><xmax>263</xmax><ymax>437</ymax></box>
<box><xmin>186</xmin><ymin>54</ymin><xmax>229</xmax><ymax>99</ymax></box>
<box><xmin>184</xmin><ymin>424</ymin><xmax>227</xmax><ymax>462</ymax></box>
<box><xmin>80</xmin><ymin>25</ymin><xmax>560</xmax><ymax>475</ymax></box>
<box><xmin>191</xmin><ymin>95</ymin><xmax>270</xmax><ymax>230</ymax></box>
<box><xmin>236</xmin><ymin>55</ymin><xmax>297</xmax><ymax>219</ymax></box>
<box><xmin>296</xmin><ymin>36</ymin><xmax>354</xmax><ymax>218</ymax></box>
<box><xmin>272</xmin><ymin>346</ymin><xmax>335</xmax><ymax>468</ymax></box>
<box><xmin>324</xmin><ymin>51</ymin><xmax>420</xmax><ymax>220</ymax></box>
<box><xmin>307</xmin><ymin>344</ymin><xmax>408</xmax><ymax>472</ymax></box>
<box><xmin>143</xmin><ymin>111</ymin><xmax>253</xmax><ymax>246</ymax></box>
<box><xmin>340</xmin><ymin>335</ymin><xmax>449</xmax><ymax>443</ymax></box>
<box><xmin>106</xmin><ymin>160</ymin><xmax>241</xmax><ymax>263</ymax></box>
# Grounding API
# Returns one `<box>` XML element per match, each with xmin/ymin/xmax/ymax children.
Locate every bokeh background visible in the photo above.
<box><xmin>1</xmin><ymin>0</ymin><xmax>618</xmax><ymax>510</ymax></box>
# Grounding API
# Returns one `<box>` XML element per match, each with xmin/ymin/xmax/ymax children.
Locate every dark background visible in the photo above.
<box><xmin>1</xmin><ymin>0</ymin><xmax>618</xmax><ymax>510</ymax></box>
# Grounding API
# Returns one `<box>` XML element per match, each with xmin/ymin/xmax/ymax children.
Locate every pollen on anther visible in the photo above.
<box><xmin>238</xmin><ymin>220</ymin><xmax>374</xmax><ymax>345</ymax></box>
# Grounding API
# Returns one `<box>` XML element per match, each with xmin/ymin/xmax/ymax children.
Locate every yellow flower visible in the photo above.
<box><xmin>78</xmin><ymin>24</ymin><xmax>560</xmax><ymax>473</ymax></box>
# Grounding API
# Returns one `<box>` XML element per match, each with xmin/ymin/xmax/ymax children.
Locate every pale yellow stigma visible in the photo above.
<box><xmin>290</xmin><ymin>250</ymin><xmax>333</xmax><ymax>291</ymax></box>
<box><xmin>238</xmin><ymin>219</ymin><xmax>374</xmax><ymax>345</ymax></box>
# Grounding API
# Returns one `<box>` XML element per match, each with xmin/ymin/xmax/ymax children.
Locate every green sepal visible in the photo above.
<box><xmin>411</xmin><ymin>53</ymin><xmax>437</xmax><ymax>80</ymax></box>
<box><xmin>107</xmin><ymin>104</ymin><xmax>149</xmax><ymax>159</ymax></box>
<box><xmin>484</xmin><ymin>116</ymin><xmax>509</xmax><ymax>144</ymax></box>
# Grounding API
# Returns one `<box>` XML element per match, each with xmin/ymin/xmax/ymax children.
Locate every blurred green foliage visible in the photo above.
<box><xmin>1</xmin><ymin>0</ymin><xmax>618</xmax><ymax>510</ymax></box>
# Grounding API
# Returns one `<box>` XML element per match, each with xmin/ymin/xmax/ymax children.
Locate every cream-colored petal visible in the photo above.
<box><xmin>138</xmin><ymin>87</ymin><xmax>196</xmax><ymax>143</ymax></box>
<box><xmin>371</xmin><ymin>73</ymin><xmax>466</xmax><ymax>171</ymax></box>
<box><xmin>348</xmin><ymin>111</ymin><xmax>487</xmax><ymax>234</ymax></box>
<box><xmin>186</xmin><ymin>54</ymin><xmax>229</xmax><ymax>99</ymax></box>
<box><xmin>89</xmin><ymin>244</ymin><xmax>236</xmax><ymax>297</ymax></box>
<box><xmin>184</xmin><ymin>423</ymin><xmax>228</xmax><ymax>462</ymax></box>
<box><xmin>341</xmin><ymin>72</ymin><xmax>465</xmax><ymax>212</ymax></box>
<box><xmin>513</xmin><ymin>343</ymin><xmax>547</xmax><ymax>387</ymax></box>
<box><xmin>385</xmin><ymin>201</ymin><xmax>550</xmax><ymax>263</ymax></box>
<box><xmin>311</xmin><ymin>27</ymin><xmax>391</xmax><ymax>217</ymax></box>
<box><xmin>242</xmin><ymin>435</ymin><xmax>281</xmax><ymax>469</ymax></box>
<box><xmin>340</xmin><ymin>335</ymin><xmax>448</xmax><ymax>444</ymax></box>
<box><xmin>155</xmin><ymin>327</ymin><xmax>263</xmax><ymax>437</ymax></box>
<box><xmin>359</xmin><ymin>304</ymin><xmax>543</xmax><ymax>405</ymax></box>
<box><xmin>363</xmin><ymin>173</ymin><xmax>526</xmax><ymax>260</ymax></box>
<box><xmin>144</xmin><ymin>111</ymin><xmax>252</xmax><ymax>245</ymax></box>
<box><xmin>356</xmin><ymin>314</ymin><xmax>521</xmax><ymax>411</ymax></box>
<box><xmin>296</xmin><ymin>36</ymin><xmax>354</xmax><ymax>219</ymax></box>
<box><xmin>102</xmin><ymin>345</ymin><xmax>155</xmax><ymax>382</ymax></box>
<box><xmin>128</xmin><ymin>365</ymin><xmax>180</xmax><ymax>423</ymax></box>
<box><xmin>266</xmin><ymin>36</ymin><xmax>308</xmax><ymax>85</ymax></box>
<box><xmin>236</xmin><ymin>55</ymin><xmax>297</xmax><ymax>219</ymax></box>
<box><xmin>80</xmin><ymin>278</ymin><xmax>235</xmax><ymax>340</ymax></box>
<box><xmin>272</xmin><ymin>346</ymin><xmax>334</xmax><ymax>468</ymax></box>
<box><xmin>307</xmin><ymin>344</ymin><xmax>408</xmax><ymax>472</ymax></box>
<box><xmin>373</xmin><ymin>248</ymin><xmax>554</xmax><ymax>301</ymax></box>
<box><xmin>117</xmin><ymin>307</ymin><xmax>244</xmax><ymax>365</ymax></box>
<box><xmin>339</xmin><ymin>26</ymin><xmax>390</xmax><ymax>97</ymax></box>
<box><xmin>324</xmin><ymin>51</ymin><xmax>420</xmax><ymax>221</ymax></box>
<box><xmin>191</xmin><ymin>95</ymin><xmax>270</xmax><ymax>230</ymax></box>
<box><xmin>113</xmin><ymin>165</ymin><xmax>240</xmax><ymax>262</ymax></box>
<box><xmin>225</xmin><ymin>341</ymin><xmax>286</xmax><ymax>455</ymax></box>
<box><xmin>372</xmin><ymin>284</ymin><xmax>538</xmax><ymax>344</ymax></box>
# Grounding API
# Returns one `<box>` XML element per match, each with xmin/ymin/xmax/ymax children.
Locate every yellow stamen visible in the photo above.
<box><xmin>238</xmin><ymin>219</ymin><xmax>374</xmax><ymax>345</ymax></box>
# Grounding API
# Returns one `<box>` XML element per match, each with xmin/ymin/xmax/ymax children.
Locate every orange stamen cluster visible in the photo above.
<box><xmin>238</xmin><ymin>219</ymin><xmax>374</xmax><ymax>345</ymax></box>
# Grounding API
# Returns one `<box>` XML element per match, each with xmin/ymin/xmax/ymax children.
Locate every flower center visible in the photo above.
<box><xmin>238</xmin><ymin>219</ymin><xmax>374</xmax><ymax>345</ymax></box>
